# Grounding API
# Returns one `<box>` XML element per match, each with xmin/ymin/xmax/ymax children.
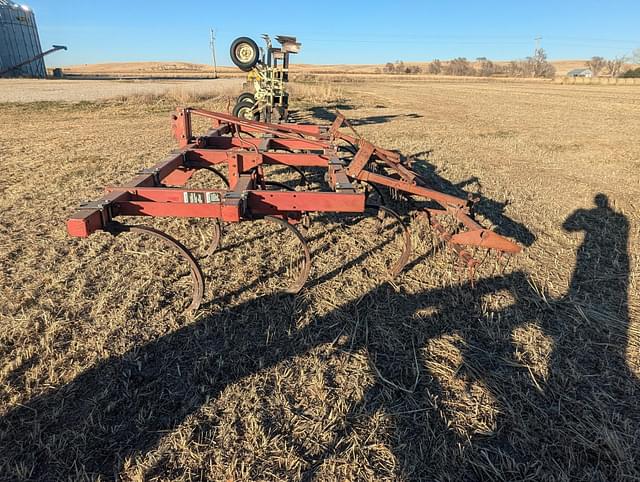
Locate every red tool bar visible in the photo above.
<box><xmin>105</xmin><ymin>186</ymin><xmax>364</xmax><ymax>216</ymax></box>
<box><xmin>186</xmin><ymin>149</ymin><xmax>329</xmax><ymax>168</ymax></box>
<box><xmin>105</xmin><ymin>186</ymin><xmax>227</xmax><ymax>202</ymax></box>
<box><xmin>189</xmin><ymin>108</ymin><xmax>327</xmax><ymax>138</ymax></box>
<box><xmin>116</xmin><ymin>201</ymin><xmax>225</xmax><ymax>219</ymax></box>
<box><xmin>67</xmin><ymin>147</ymin><xmax>199</xmax><ymax>237</ymax></box>
<box><xmin>248</xmin><ymin>191</ymin><xmax>364</xmax><ymax>215</ymax></box>
<box><xmin>357</xmin><ymin>171</ymin><xmax>467</xmax><ymax>209</ymax></box>
<box><xmin>67</xmin><ymin>191</ymin><xmax>129</xmax><ymax>238</ymax></box>
<box><xmin>450</xmin><ymin>229</ymin><xmax>521</xmax><ymax>253</ymax></box>
<box><xmin>202</xmin><ymin>136</ymin><xmax>330</xmax><ymax>152</ymax></box>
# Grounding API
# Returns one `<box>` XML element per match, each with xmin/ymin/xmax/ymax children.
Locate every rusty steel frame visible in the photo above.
<box><xmin>67</xmin><ymin>107</ymin><xmax>522</xmax><ymax>312</ymax></box>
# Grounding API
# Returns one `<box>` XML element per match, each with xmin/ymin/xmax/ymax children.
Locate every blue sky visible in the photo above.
<box><xmin>27</xmin><ymin>0</ymin><xmax>639</xmax><ymax>66</ymax></box>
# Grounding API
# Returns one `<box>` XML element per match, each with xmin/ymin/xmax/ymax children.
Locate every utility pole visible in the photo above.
<box><xmin>210</xmin><ymin>28</ymin><xmax>218</xmax><ymax>79</ymax></box>
<box><xmin>534</xmin><ymin>36</ymin><xmax>542</xmax><ymax>53</ymax></box>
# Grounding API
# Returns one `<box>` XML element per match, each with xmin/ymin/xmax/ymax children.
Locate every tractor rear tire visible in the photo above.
<box><xmin>230</xmin><ymin>37</ymin><xmax>260</xmax><ymax>72</ymax></box>
<box><xmin>232</xmin><ymin>100</ymin><xmax>259</xmax><ymax>121</ymax></box>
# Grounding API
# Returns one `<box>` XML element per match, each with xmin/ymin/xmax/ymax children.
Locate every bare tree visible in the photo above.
<box><xmin>606</xmin><ymin>56</ymin><xmax>627</xmax><ymax>77</ymax></box>
<box><xmin>428</xmin><ymin>59</ymin><xmax>442</xmax><ymax>75</ymax></box>
<box><xmin>586</xmin><ymin>56</ymin><xmax>606</xmax><ymax>77</ymax></box>
<box><xmin>631</xmin><ymin>48</ymin><xmax>640</xmax><ymax>64</ymax></box>
<box><xmin>383</xmin><ymin>61</ymin><xmax>420</xmax><ymax>75</ymax></box>
<box><xmin>506</xmin><ymin>60</ymin><xmax>525</xmax><ymax>77</ymax></box>
<box><xmin>445</xmin><ymin>57</ymin><xmax>475</xmax><ymax>76</ymax></box>
<box><xmin>478</xmin><ymin>59</ymin><xmax>499</xmax><ymax>77</ymax></box>
<box><xmin>527</xmin><ymin>48</ymin><xmax>555</xmax><ymax>78</ymax></box>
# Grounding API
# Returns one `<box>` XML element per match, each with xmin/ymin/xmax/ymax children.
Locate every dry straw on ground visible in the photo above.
<box><xmin>0</xmin><ymin>79</ymin><xmax>639</xmax><ymax>481</ymax></box>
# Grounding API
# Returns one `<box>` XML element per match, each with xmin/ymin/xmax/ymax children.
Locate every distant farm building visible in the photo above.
<box><xmin>567</xmin><ymin>68</ymin><xmax>593</xmax><ymax>78</ymax></box>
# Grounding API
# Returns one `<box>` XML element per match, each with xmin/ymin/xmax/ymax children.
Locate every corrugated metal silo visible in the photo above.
<box><xmin>0</xmin><ymin>0</ymin><xmax>46</xmax><ymax>78</ymax></box>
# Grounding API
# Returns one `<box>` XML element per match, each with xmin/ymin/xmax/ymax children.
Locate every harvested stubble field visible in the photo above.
<box><xmin>1</xmin><ymin>78</ymin><xmax>639</xmax><ymax>481</ymax></box>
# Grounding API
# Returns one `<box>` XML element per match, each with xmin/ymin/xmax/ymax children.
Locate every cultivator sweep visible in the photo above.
<box><xmin>67</xmin><ymin>108</ymin><xmax>521</xmax><ymax>313</ymax></box>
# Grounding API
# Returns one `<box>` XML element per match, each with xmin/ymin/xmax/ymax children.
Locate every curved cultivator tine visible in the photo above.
<box><xmin>107</xmin><ymin>223</ymin><xmax>205</xmax><ymax>314</ymax></box>
<box><xmin>204</xmin><ymin>219</ymin><xmax>223</xmax><ymax>257</ymax></box>
<box><xmin>366</xmin><ymin>204</ymin><xmax>413</xmax><ymax>279</ymax></box>
<box><xmin>264</xmin><ymin>216</ymin><xmax>312</xmax><ymax>294</ymax></box>
<box><xmin>288</xmin><ymin>165</ymin><xmax>309</xmax><ymax>187</ymax></box>
<box><xmin>263</xmin><ymin>180</ymin><xmax>296</xmax><ymax>191</ymax></box>
<box><xmin>183</xmin><ymin>162</ymin><xmax>230</xmax><ymax>188</ymax></box>
<box><xmin>201</xmin><ymin>165</ymin><xmax>230</xmax><ymax>188</ymax></box>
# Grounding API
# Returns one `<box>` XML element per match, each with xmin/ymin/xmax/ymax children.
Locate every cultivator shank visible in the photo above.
<box><xmin>67</xmin><ymin>108</ymin><xmax>521</xmax><ymax>312</ymax></box>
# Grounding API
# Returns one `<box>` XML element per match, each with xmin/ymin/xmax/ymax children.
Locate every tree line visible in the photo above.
<box><xmin>379</xmin><ymin>47</ymin><xmax>640</xmax><ymax>79</ymax></box>
<box><xmin>380</xmin><ymin>49</ymin><xmax>555</xmax><ymax>78</ymax></box>
<box><xmin>587</xmin><ymin>49</ymin><xmax>640</xmax><ymax>78</ymax></box>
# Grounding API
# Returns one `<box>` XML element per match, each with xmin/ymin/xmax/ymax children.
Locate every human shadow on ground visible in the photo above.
<box><xmin>463</xmin><ymin>193</ymin><xmax>638</xmax><ymax>479</ymax></box>
<box><xmin>0</xmin><ymin>195</ymin><xmax>635</xmax><ymax>480</ymax></box>
<box><xmin>298</xmin><ymin>193</ymin><xmax>637</xmax><ymax>480</ymax></box>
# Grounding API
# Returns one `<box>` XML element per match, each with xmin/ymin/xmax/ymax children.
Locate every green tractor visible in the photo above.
<box><xmin>230</xmin><ymin>34</ymin><xmax>301</xmax><ymax>123</ymax></box>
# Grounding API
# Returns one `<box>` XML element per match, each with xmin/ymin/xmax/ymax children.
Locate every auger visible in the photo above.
<box><xmin>67</xmin><ymin>108</ymin><xmax>521</xmax><ymax>313</ymax></box>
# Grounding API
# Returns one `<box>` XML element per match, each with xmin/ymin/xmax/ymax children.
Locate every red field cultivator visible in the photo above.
<box><xmin>67</xmin><ymin>108</ymin><xmax>521</xmax><ymax>313</ymax></box>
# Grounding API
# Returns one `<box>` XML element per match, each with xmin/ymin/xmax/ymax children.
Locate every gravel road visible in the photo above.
<box><xmin>0</xmin><ymin>78</ymin><xmax>243</xmax><ymax>103</ymax></box>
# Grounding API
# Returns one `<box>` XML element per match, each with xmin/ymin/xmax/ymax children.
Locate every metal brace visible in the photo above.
<box><xmin>223</xmin><ymin>191</ymin><xmax>248</xmax><ymax>213</ymax></box>
<box><xmin>138</xmin><ymin>167</ymin><xmax>162</xmax><ymax>186</ymax></box>
<box><xmin>78</xmin><ymin>199</ymin><xmax>113</xmax><ymax>227</ymax></box>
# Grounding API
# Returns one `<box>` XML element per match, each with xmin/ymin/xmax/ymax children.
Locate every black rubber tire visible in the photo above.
<box><xmin>232</xmin><ymin>100</ymin><xmax>259</xmax><ymax>121</ymax></box>
<box><xmin>230</xmin><ymin>37</ymin><xmax>260</xmax><ymax>72</ymax></box>
<box><xmin>237</xmin><ymin>92</ymin><xmax>255</xmax><ymax>105</ymax></box>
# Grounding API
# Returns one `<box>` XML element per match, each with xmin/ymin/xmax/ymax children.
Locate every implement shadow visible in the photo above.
<box><xmin>408</xmin><ymin>150</ymin><xmax>536</xmax><ymax>247</ymax></box>
<box><xmin>1</xmin><ymin>195</ymin><xmax>635</xmax><ymax>480</ymax></box>
<box><xmin>309</xmin><ymin>106</ymin><xmax>423</xmax><ymax>126</ymax></box>
<box><xmin>0</xmin><ymin>251</ymin><xmax>510</xmax><ymax>480</ymax></box>
<box><xmin>299</xmin><ymin>194</ymin><xmax>637</xmax><ymax>480</ymax></box>
<box><xmin>438</xmin><ymin>193</ymin><xmax>638</xmax><ymax>480</ymax></box>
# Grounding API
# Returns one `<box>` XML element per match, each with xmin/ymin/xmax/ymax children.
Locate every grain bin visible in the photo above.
<box><xmin>0</xmin><ymin>0</ymin><xmax>45</xmax><ymax>77</ymax></box>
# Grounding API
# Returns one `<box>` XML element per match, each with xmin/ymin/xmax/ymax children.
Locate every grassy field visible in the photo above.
<box><xmin>0</xmin><ymin>78</ymin><xmax>639</xmax><ymax>481</ymax></box>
